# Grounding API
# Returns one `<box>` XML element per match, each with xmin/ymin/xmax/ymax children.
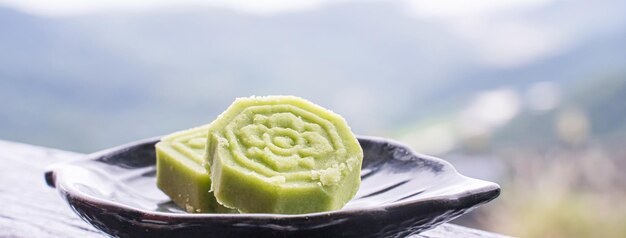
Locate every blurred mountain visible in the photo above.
<box><xmin>475</xmin><ymin>24</ymin><xmax>626</xmax><ymax>149</ymax></box>
<box><xmin>492</xmin><ymin>75</ymin><xmax>626</xmax><ymax>149</ymax></box>
<box><xmin>0</xmin><ymin>2</ymin><xmax>625</xmax><ymax>152</ymax></box>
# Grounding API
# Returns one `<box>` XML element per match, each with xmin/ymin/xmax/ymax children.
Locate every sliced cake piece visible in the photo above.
<box><xmin>206</xmin><ymin>95</ymin><xmax>363</xmax><ymax>214</ymax></box>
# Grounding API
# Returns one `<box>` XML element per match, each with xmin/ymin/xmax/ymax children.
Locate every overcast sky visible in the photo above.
<box><xmin>0</xmin><ymin>0</ymin><xmax>550</xmax><ymax>17</ymax></box>
<box><xmin>1</xmin><ymin>0</ymin><xmax>623</xmax><ymax>68</ymax></box>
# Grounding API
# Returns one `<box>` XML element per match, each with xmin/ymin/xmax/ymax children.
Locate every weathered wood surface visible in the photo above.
<box><xmin>0</xmin><ymin>140</ymin><xmax>103</xmax><ymax>238</ymax></box>
<box><xmin>0</xmin><ymin>139</ymin><xmax>510</xmax><ymax>238</ymax></box>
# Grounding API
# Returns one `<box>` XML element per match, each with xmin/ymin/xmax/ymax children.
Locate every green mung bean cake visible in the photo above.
<box><xmin>156</xmin><ymin>125</ymin><xmax>235</xmax><ymax>213</ymax></box>
<box><xmin>206</xmin><ymin>96</ymin><xmax>363</xmax><ymax>214</ymax></box>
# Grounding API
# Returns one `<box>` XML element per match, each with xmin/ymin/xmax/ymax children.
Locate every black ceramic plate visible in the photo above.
<box><xmin>45</xmin><ymin>136</ymin><xmax>500</xmax><ymax>238</ymax></box>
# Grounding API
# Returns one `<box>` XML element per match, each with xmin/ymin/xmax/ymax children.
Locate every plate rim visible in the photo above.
<box><xmin>46</xmin><ymin>135</ymin><xmax>501</xmax><ymax>221</ymax></box>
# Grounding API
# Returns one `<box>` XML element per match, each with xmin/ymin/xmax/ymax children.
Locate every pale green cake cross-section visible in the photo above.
<box><xmin>155</xmin><ymin>125</ymin><xmax>236</xmax><ymax>213</ymax></box>
<box><xmin>206</xmin><ymin>95</ymin><xmax>364</xmax><ymax>214</ymax></box>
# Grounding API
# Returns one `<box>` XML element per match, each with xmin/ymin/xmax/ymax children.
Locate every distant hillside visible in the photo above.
<box><xmin>491</xmin><ymin>75</ymin><xmax>626</xmax><ymax>149</ymax></box>
<box><xmin>0</xmin><ymin>4</ymin><xmax>469</xmax><ymax>151</ymax></box>
<box><xmin>0</xmin><ymin>2</ymin><xmax>625</xmax><ymax>152</ymax></box>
